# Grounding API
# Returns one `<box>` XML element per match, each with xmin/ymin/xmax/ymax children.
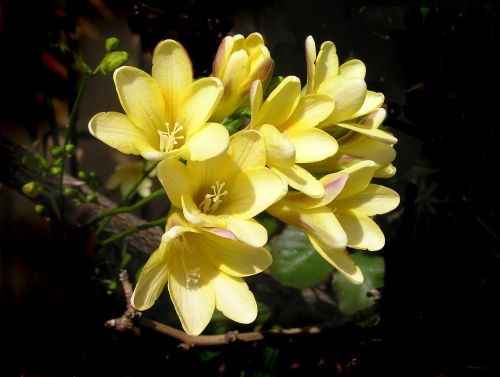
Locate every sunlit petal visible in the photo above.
<box><xmin>335</xmin><ymin>209</ymin><xmax>385</xmax><ymax>251</ymax></box>
<box><xmin>288</xmin><ymin>128</ymin><xmax>338</xmax><ymax>163</ymax></box>
<box><xmin>213</xmin><ymin>274</ymin><xmax>257</xmax><ymax>323</ymax></box>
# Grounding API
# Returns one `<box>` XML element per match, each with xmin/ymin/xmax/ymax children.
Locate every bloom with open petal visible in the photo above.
<box><xmin>210</xmin><ymin>33</ymin><xmax>274</xmax><ymax>121</ymax></box>
<box><xmin>249</xmin><ymin>77</ymin><xmax>337</xmax><ymax>198</ymax></box>
<box><xmin>89</xmin><ymin>39</ymin><xmax>229</xmax><ymax>161</ymax></box>
<box><xmin>301</xmin><ymin>108</ymin><xmax>398</xmax><ymax>178</ymax></box>
<box><xmin>157</xmin><ymin>130</ymin><xmax>288</xmax><ymax>248</ymax></box>
<box><xmin>131</xmin><ymin>211</ymin><xmax>272</xmax><ymax>336</ymax></box>
<box><xmin>304</xmin><ymin>36</ymin><xmax>385</xmax><ymax>132</ymax></box>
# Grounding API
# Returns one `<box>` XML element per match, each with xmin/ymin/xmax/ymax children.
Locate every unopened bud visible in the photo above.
<box><xmin>51</xmin><ymin>146</ymin><xmax>63</xmax><ymax>157</ymax></box>
<box><xmin>97</xmin><ymin>51</ymin><xmax>128</xmax><ymax>75</ymax></box>
<box><xmin>22</xmin><ymin>181</ymin><xmax>42</xmax><ymax>198</ymax></box>
<box><xmin>86</xmin><ymin>193</ymin><xmax>98</xmax><ymax>203</ymax></box>
<box><xmin>35</xmin><ymin>204</ymin><xmax>46</xmax><ymax>216</ymax></box>
<box><xmin>78</xmin><ymin>171</ymin><xmax>87</xmax><ymax>180</ymax></box>
<box><xmin>50</xmin><ymin>166</ymin><xmax>62</xmax><ymax>175</ymax></box>
<box><xmin>53</xmin><ymin>158</ymin><xmax>64</xmax><ymax>167</ymax></box>
<box><xmin>105</xmin><ymin>37</ymin><xmax>120</xmax><ymax>52</ymax></box>
<box><xmin>64</xmin><ymin>144</ymin><xmax>76</xmax><ymax>154</ymax></box>
<box><xmin>63</xmin><ymin>187</ymin><xmax>77</xmax><ymax>197</ymax></box>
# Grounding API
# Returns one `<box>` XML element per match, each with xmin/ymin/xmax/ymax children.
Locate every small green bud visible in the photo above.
<box><xmin>35</xmin><ymin>204</ymin><xmax>47</xmax><ymax>216</ymax></box>
<box><xmin>105</xmin><ymin>37</ymin><xmax>120</xmax><ymax>52</ymax></box>
<box><xmin>89</xmin><ymin>171</ymin><xmax>97</xmax><ymax>179</ymax></box>
<box><xmin>22</xmin><ymin>181</ymin><xmax>42</xmax><ymax>198</ymax></box>
<box><xmin>86</xmin><ymin>193</ymin><xmax>98</xmax><ymax>203</ymax></box>
<box><xmin>96</xmin><ymin>51</ymin><xmax>129</xmax><ymax>75</ymax></box>
<box><xmin>53</xmin><ymin>157</ymin><xmax>64</xmax><ymax>166</ymax></box>
<box><xmin>78</xmin><ymin>171</ymin><xmax>87</xmax><ymax>180</ymax></box>
<box><xmin>50</xmin><ymin>166</ymin><xmax>62</xmax><ymax>175</ymax></box>
<box><xmin>35</xmin><ymin>155</ymin><xmax>50</xmax><ymax>170</ymax></box>
<box><xmin>63</xmin><ymin>187</ymin><xmax>77</xmax><ymax>197</ymax></box>
<box><xmin>64</xmin><ymin>144</ymin><xmax>76</xmax><ymax>154</ymax></box>
<box><xmin>51</xmin><ymin>146</ymin><xmax>63</xmax><ymax>157</ymax></box>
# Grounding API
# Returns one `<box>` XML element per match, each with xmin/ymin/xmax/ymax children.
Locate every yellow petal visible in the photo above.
<box><xmin>181</xmin><ymin>195</ymin><xmax>226</xmax><ymax>228</ymax></box>
<box><xmin>113</xmin><ymin>66</ymin><xmax>165</xmax><ymax>138</ymax></box>
<box><xmin>251</xmin><ymin>76</ymin><xmax>301</xmax><ymax>127</ymax></box>
<box><xmin>347</xmin><ymin>91</ymin><xmax>385</xmax><ymax>120</ymax></box>
<box><xmin>281</xmin><ymin>94</ymin><xmax>335</xmax><ymax>131</ymax></box>
<box><xmin>336</xmin><ymin>160</ymin><xmax>377</xmax><ymax>199</ymax></box>
<box><xmin>271</xmin><ymin>164</ymin><xmax>324</xmax><ymax>198</ymax></box>
<box><xmin>211</xmin><ymin>50</ymin><xmax>250</xmax><ymax>121</ymax></box>
<box><xmin>308</xmin><ymin>236</ymin><xmax>363</xmax><ymax>284</ymax></box>
<box><xmin>337</xmin><ymin>122</ymin><xmax>397</xmax><ymax>144</ymax></box>
<box><xmin>197</xmin><ymin>230</ymin><xmax>272</xmax><ymax>276</ymax></box>
<box><xmin>222</xmin><ymin>166</ymin><xmax>287</xmax><ymax>218</ymax></box>
<box><xmin>130</xmin><ymin>244</ymin><xmax>169</xmax><ymax>310</ymax></box>
<box><xmin>360</xmin><ymin>108</ymin><xmax>386</xmax><ymax>129</ymax></box>
<box><xmin>212</xmin><ymin>36</ymin><xmax>235</xmax><ymax>78</ymax></box>
<box><xmin>167</xmin><ymin>246</ymin><xmax>215</xmax><ymax>336</ymax></box>
<box><xmin>267</xmin><ymin>204</ymin><xmax>347</xmax><ymax>250</ymax></box>
<box><xmin>339</xmin><ymin>59</ymin><xmax>366</xmax><ymax>79</ymax></box>
<box><xmin>213</xmin><ymin>274</ymin><xmax>257</xmax><ymax>323</ymax></box>
<box><xmin>374</xmin><ymin>163</ymin><xmax>397</xmax><ymax>178</ymax></box>
<box><xmin>89</xmin><ymin>112</ymin><xmax>153</xmax><ymax>155</ymax></box>
<box><xmin>249</xmin><ymin>80</ymin><xmax>263</xmax><ymax>118</ymax></box>
<box><xmin>226</xmin><ymin>216</ymin><xmax>268</xmax><ymax>247</ymax></box>
<box><xmin>260</xmin><ymin>124</ymin><xmax>295</xmax><ymax>168</ymax></box>
<box><xmin>187</xmin><ymin>152</ymin><xmax>232</xmax><ymax>194</ymax></box>
<box><xmin>228</xmin><ymin>130</ymin><xmax>266</xmax><ymax>170</ymax></box>
<box><xmin>319</xmin><ymin>76</ymin><xmax>367</xmax><ymax>125</ymax></box>
<box><xmin>133</xmin><ymin>139</ymin><xmax>181</xmax><ymax>161</ymax></box>
<box><xmin>288</xmin><ymin>128</ymin><xmax>338</xmax><ymax>163</ymax></box>
<box><xmin>314</xmin><ymin>41</ymin><xmax>339</xmax><ymax>92</ymax></box>
<box><xmin>335</xmin><ymin>184</ymin><xmax>400</xmax><ymax>216</ymax></box>
<box><xmin>181</xmin><ymin>122</ymin><xmax>229</xmax><ymax>161</ymax></box>
<box><xmin>179</xmin><ymin>77</ymin><xmax>224</xmax><ymax>135</ymax></box>
<box><xmin>335</xmin><ymin>209</ymin><xmax>385</xmax><ymax>251</ymax></box>
<box><xmin>305</xmin><ymin>35</ymin><xmax>317</xmax><ymax>94</ymax></box>
<box><xmin>157</xmin><ymin>158</ymin><xmax>193</xmax><ymax>208</ymax></box>
<box><xmin>152</xmin><ymin>39</ymin><xmax>193</xmax><ymax>122</ymax></box>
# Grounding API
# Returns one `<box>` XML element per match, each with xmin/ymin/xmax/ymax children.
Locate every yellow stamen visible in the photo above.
<box><xmin>158</xmin><ymin>122</ymin><xmax>184</xmax><ymax>152</ymax></box>
<box><xmin>198</xmin><ymin>181</ymin><xmax>228</xmax><ymax>213</ymax></box>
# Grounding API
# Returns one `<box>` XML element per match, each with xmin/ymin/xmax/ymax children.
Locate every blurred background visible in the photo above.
<box><xmin>1</xmin><ymin>0</ymin><xmax>500</xmax><ymax>376</ymax></box>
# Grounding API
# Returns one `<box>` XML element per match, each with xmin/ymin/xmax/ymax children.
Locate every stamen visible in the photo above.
<box><xmin>198</xmin><ymin>181</ymin><xmax>228</xmax><ymax>213</ymax></box>
<box><xmin>186</xmin><ymin>268</ymin><xmax>200</xmax><ymax>288</ymax></box>
<box><xmin>158</xmin><ymin>122</ymin><xmax>184</xmax><ymax>152</ymax></box>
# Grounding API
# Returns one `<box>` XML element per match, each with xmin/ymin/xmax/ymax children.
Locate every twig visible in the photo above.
<box><xmin>106</xmin><ymin>270</ymin><xmax>382</xmax><ymax>349</ymax></box>
<box><xmin>101</xmin><ymin>216</ymin><xmax>166</xmax><ymax>246</ymax></box>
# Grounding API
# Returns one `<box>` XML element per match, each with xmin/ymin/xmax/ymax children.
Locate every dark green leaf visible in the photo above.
<box><xmin>269</xmin><ymin>226</ymin><xmax>333</xmax><ymax>289</ymax></box>
<box><xmin>333</xmin><ymin>252</ymin><xmax>384</xmax><ymax>316</ymax></box>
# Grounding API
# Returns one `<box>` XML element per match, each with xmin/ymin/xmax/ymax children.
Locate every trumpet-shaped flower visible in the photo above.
<box><xmin>105</xmin><ymin>160</ymin><xmax>155</xmax><ymax>198</ymax></box>
<box><xmin>304</xmin><ymin>36</ymin><xmax>385</xmax><ymax>131</ymax></box>
<box><xmin>131</xmin><ymin>211</ymin><xmax>272</xmax><ymax>335</ymax></box>
<box><xmin>157</xmin><ymin>130</ymin><xmax>288</xmax><ymax>248</ymax></box>
<box><xmin>267</xmin><ymin>160</ymin><xmax>399</xmax><ymax>283</ymax></box>
<box><xmin>211</xmin><ymin>33</ymin><xmax>274</xmax><ymax>121</ymax></box>
<box><xmin>249</xmin><ymin>77</ymin><xmax>337</xmax><ymax>198</ymax></box>
<box><xmin>302</xmin><ymin>108</ymin><xmax>397</xmax><ymax>178</ymax></box>
<box><xmin>89</xmin><ymin>39</ymin><xmax>229</xmax><ymax>161</ymax></box>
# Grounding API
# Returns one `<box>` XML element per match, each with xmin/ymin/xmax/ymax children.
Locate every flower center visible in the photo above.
<box><xmin>198</xmin><ymin>181</ymin><xmax>228</xmax><ymax>214</ymax></box>
<box><xmin>158</xmin><ymin>122</ymin><xmax>184</xmax><ymax>152</ymax></box>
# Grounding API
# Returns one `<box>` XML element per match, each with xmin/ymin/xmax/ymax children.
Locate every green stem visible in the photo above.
<box><xmin>95</xmin><ymin>187</ymin><xmax>165</xmax><ymax>221</ymax></box>
<box><xmin>101</xmin><ymin>216</ymin><xmax>166</xmax><ymax>246</ymax></box>
<box><xmin>96</xmin><ymin>161</ymin><xmax>160</xmax><ymax>235</ymax></box>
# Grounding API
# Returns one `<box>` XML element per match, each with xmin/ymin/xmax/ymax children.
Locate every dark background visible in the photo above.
<box><xmin>1</xmin><ymin>0</ymin><xmax>500</xmax><ymax>376</ymax></box>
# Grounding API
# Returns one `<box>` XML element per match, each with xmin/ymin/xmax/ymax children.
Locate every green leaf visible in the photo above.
<box><xmin>269</xmin><ymin>226</ymin><xmax>333</xmax><ymax>289</ymax></box>
<box><xmin>333</xmin><ymin>252</ymin><xmax>384</xmax><ymax>316</ymax></box>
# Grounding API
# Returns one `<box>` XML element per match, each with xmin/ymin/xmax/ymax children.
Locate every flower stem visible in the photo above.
<box><xmin>95</xmin><ymin>187</ymin><xmax>165</xmax><ymax>221</ymax></box>
<box><xmin>101</xmin><ymin>216</ymin><xmax>166</xmax><ymax>246</ymax></box>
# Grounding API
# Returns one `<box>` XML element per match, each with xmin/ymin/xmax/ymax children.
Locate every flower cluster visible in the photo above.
<box><xmin>89</xmin><ymin>33</ymin><xmax>399</xmax><ymax>335</ymax></box>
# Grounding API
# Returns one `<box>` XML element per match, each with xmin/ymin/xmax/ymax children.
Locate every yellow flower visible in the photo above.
<box><xmin>89</xmin><ymin>39</ymin><xmax>229</xmax><ymax>161</ymax></box>
<box><xmin>304</xmin><ymin>36</ymin><xmax>386</xmax><ymax>132</ymax></box>
<box><xmin>302</xmin><ymin>108</ymin><xmax>397</xmax><ymax>178</ymax></box>
<box><xmin>157</xmin><ymin>130</ymin><xmax>288</xmax><ymax>247</ymax></box>
<box><xmin>211</xmin><ymin>33</ymin><xmax>274</xmax><ymax>121</ymax></box>
<box><xmin>131</xmin><ymin>211</ymin><xmax>272</xmax><ymax>336</ymax></box>
<box><xmin>249</xmin><ymin>77</ymin><xmax>337</xmax><ymax>198</ymax></box>
<box><xmin>267</xmin><ymin>160</ymin><xmax>399</xmax><ymax>283</ymax></box>
<box><xmin>105</xmin><ymin>161</ymin><xmax>155</xmax><ymax>198</ymax></box>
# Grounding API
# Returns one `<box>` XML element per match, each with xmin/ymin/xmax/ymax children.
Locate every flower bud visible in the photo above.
<box><xmin>63</xmin><ymin>187</ymin><xmax>77</xmax><ymax>197</ymax></box>
<box><xmin>64</xmin><ymin>144</ymin><xmax>76</xmax><ymax>154</ymax></box>
<box><xmin>96</xmin><ymin>51</ymin><xmax>129</xmax><ymax>75</ymax></box>
<box><xmin>50</xmin><ymin>166</ymin><xmax>62</xmax><ymax>175</ymax></box>
<box><xmin>51</xmin><ymin>146</ymin><xmax>63</xmax><ymax>157</ymax></box>
<box><xmin>53</xmin><ymin>157</ymin><xmax>64</xmax><ymax>166</ymax></box>
<box><xmin>22</xmin><ymin>181</ymin><xmax>42</xmax><ymax>198</ymax></box>
<box><xmin>78</xmin><ymin>171</ymin><xmax>87</xmax><ymax>180</ymax></box>
<box><xmin>105</xmin><ymin>37</ymin><xmax>120</xmax><ymax>52</ymax></box>
<box><xmin>86</xmin><ymin>193</ymin><xmax>98</xmax><ymax>203</ymax></box>
<box><xmin>34</xmin><ymin>204</ymin><xmax>47</xmax><ymax>216</ymax></box>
